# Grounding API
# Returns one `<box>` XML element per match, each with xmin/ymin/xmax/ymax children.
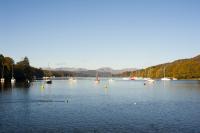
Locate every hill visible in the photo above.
<box><xmin>124</xmin><ymin>55</ymin><xmax>200</xmax><ymax>79</ymax></box>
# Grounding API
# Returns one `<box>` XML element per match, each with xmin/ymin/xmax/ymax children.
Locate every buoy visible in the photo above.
<box><xmin>104</xmin><ymin>85</ymin><xmax>108</xmax><ymax>88</ymax></box>
<box><xmin>65</xmin><ymin>99</ymin><xmax>69</xmax><ymax>103</ymax></box>
<box><xmin>40</xmin><ymin>85</ymin><xmax>45</xmax><ymax>89</ymax></box>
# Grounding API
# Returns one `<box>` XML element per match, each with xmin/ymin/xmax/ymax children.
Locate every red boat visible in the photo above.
<box><xmin>130</xmin><ymin>77</ymin><xmax>136</xmax><ymax>80</ymax></box>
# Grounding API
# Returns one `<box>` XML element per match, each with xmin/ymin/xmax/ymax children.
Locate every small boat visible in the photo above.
<box><xmin>69</xmin><ymin>72</ymin><xmax>77</xmax><ymax>82</ymax></box>
<box><xmin>1</xmin><ymin>63</ymin><xmax>5</xmax><ymax>83</ymax></box>
<box><xmin>95</xmin><ymin>71</ymin><xmax>100</xmax><ymax>83</ymax></box>
<box><xmin>69</xmin><ymin>77</ymin><xmax>73</xmax><ymax>81</ymax></box>
<box><xmin>45</xmin><ymin>64</ymin><xmax>53</xmax><ymax>84</ymax></box>
<box><xmin>1</xmin><ymin>78</ymin><xmax>5</xmax><ymax>83</ymax></box>
<box><xmin>46</xmin><ymin>79</ymin><xmax>52</xmax><ymax>84</ymax></box>
<box><xmin>161</xmin><ymin>77</ymin><xmax>171</xmax><ymax>81</ymax></box>
<box><xmin>172</xmin><ymin>78</ymin><xmax>177</xmax><ymax>80</ymax></box>
<box><xmin>122</xmin><ymin>77</ymin><xmax>129</xmax><ymax>80</ymax></box>
<box><xmin>130</xmin><ymin>77</ymin><xmax>136</xmax><ymax>80</ymax></box>
<box><xmin>130</xmin><ymin>76</ymin><xmax>145</xmax><ymax>81</ymax></box>
<box><xmin>11</xmin><ymin>78</ymin><xmax>16</xmax><ymax>84</ymax></box>
<box><xmin>108</xmin><ymin>71</ymin><xmax>113</xmax><ymax>82</ymax></box>
<box><xmin>108</xmin><ymin>78</ymin><xmax>113</xmax><ymax>82</ymax></box>
<box><xmin>147</xmin><ymin>78</ymin><xmax>155</xmax><ymax>83</ymax></box>
<box><xmin>11</xmin><ymin>64</ymin><xmax>16</xmax><ymax>84</ymax></box>
<box><xmin>161</xmin><ymin>66</ymin><xmax>171</xmax><ymax>81</ymax></box>
<box><xmin>144</xmin><ymin>78</ymin><xmax>150</xmax><ymax>80</ymax></box>
<box><xmin>69</xmin><ymin>77</ymin><xmax>77</xmax><ymax>82</ymax></box>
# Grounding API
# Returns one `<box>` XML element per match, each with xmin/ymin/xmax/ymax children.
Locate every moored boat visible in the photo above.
<box><xmin>1</xmin><ymin>63</ymin><xmax>5</xmax><ymax>83</ymax></box>
<box><xmin>130</xmin><ymin>77</ymin><xmax>145</xmax><ymax>80</ymax></box>
<box><xmin>11</xmin><ymin>78</ymin><xmax>16</xmax><ymax>84</ymax></box>
<box><xmin>161</xmin><ymin>66</ymin><xmax>171</xmax><ymax>81</ymax></box>
<box><xmin>95</xmin><ymin>71</ymin><xmax>100</xmax><ymax>83</ymax></box>
<box><xmin>1</xmin><ymin>78</ymin><xmax>5</xmax><ymax>83</ymax></box>
<box><xmin>46</xmin><ymin>79</ymin><xmax>52</xmax><ymax>84</ymax></box>
<box><xmin>11</xmin><ymin>64</ymin><xmax>16</xmax><ymax>84</ymax></box>
<box><xmin>147</xmin><ymin>78</ymin><xmax>155</xmax><ymax>83</ymax></box>
<box><xmin>161</xmin><ymin>77</ymin><xmax>171</xmax><ymax>81</ymax></box>
<box><xmin>122</xmin><ymin>77</ymin><xmax>129</xmax><ymax>80</ymax></box>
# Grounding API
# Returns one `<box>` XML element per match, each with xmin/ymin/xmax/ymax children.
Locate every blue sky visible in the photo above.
<box><xmin>0</xmin><ymin>0</ymin><xmax>200</xmax><ymax>69</ymax></box>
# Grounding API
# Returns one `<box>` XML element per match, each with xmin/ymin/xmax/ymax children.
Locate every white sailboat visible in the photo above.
<box><xmin>147</xmin><ymin>78</ymin><xmax>155</xmax><ymax>83</ymax></box>
<box><xmin>161</xmin><ymin>67</ymin><xmax>171</xmax><ymax>81</ymax></box>
<box><xmin>95</xmin><ymin>71</ymin><xmax>100</xmax><ymax>83</ymax></box>
<box><xmin>161</xmin><ymin>77</ymin><xmax>171</xmax><ymax>81</ymax></box>
<box><xmin>122</xmin><ymin>77</ymin><xmax>129</xmax><ymax>80</ymax></box>
<box><xmin>108</xmin><ymin>71</ymin><xmax>113</xmax><ymax>82</ymax></box>
<box><xmin>46</xmin><ymin>64</ymin><xmax>52</xmax><ymax>84</ymax></box>
<box><xmin>11</xmin><ymin>64</ymin><xmax>16</xmax><ymax>84</ymax></box>
<box><xmin>0</xmin><ymin>78</ymin><xmax>5</xmax><ymax>83</ymax></box>
<box><xmin>69</xmin><ymin>72</ymin><xmax>77</xmax><ymax>82</ymax></box>
<box><xmin>146</xmin><ymin>68</ymin><xmax>155</xmax><ymax>83</ymax></box>
<box><xmin>1</xmin><ymin>62</ymin><xmax>5</xmax><ymax>83</ymax></box>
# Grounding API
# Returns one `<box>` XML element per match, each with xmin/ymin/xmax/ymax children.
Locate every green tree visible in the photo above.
<box><xmin>15</xmin><ymin>57</ymin><xmax>33</xmax><ymax>81</ymax></box>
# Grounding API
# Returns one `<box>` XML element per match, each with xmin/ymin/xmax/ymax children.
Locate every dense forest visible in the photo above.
<box><xmin>0</xmin><ymin>54</ymin><xmax>71</xmax><ymax>81</ymax></box>
<box><xmin>125</xmin><ymin>55</ymin><xmax>200</xmax><ymax>79</ymax></box>
<box><xmin>0</xmin><ymin>54</ymin><xmax>43</xmax><ymax>81</ymax></box>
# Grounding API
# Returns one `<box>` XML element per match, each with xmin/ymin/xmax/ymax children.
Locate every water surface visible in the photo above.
<box><xmin>0</xmin><ymin>79</ymin><xmax>200</xmax><ymax>133</ymax></box>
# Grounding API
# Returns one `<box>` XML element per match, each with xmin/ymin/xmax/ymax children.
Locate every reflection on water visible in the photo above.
<box><xmin>0</xmin><ymin>81</ymin><xmax>31</xmax><ymax>92</ymax></box>
<box><xmin>0</xmin><ymin>79</ymin><xmax>200</xmax><ymax>133</ymax></box>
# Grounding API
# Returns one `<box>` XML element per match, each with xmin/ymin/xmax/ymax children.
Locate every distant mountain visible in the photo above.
<box><xmin>54</xmin><ymin>67</ymin><xmax>88</xmax><ymax>72</ymax></box>
<box><xmin>97</xmin><ymin>67</ymin><xmax>137</xmax><ymax>74</ymax></box>
<box><xmin>126</xmin><ymin>54</ymin><xmax>200</xmax><ymax>79</ymax></box>
<box><xmin>97</xmin><ymin>67</ymin><xmax>113</xmax><ymax>72</ymax></box>
<box><xmin>43</xmin><ymin>67</ymin><xmax>137</xmax><ymax>77</ymax></box>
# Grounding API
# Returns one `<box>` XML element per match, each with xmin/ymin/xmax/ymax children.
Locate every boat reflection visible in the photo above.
<box><xmin>0</xmin><ymin>81</ymin><xmax>31</xmax><ymax>93</ymax></box>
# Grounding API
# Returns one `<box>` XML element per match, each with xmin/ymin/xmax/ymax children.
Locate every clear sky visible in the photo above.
<box><xmin>0</xmin><ymin>0</ymin><xmax>200</xmax><ymax>69</ymax></box>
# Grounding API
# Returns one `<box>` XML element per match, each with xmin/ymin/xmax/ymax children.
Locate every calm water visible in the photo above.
<box><xmin>1</xmin><ymin>79</ymin><xmax>200</xmax><ymax>133</ymax></box>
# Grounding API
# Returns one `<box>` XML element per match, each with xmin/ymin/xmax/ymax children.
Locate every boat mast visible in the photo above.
<box><xmin>164</xmin><ymin>67</ymin><xmax>166</xmax><ymax>78</ymax></box>
<box><xmin>96</xmin><ymin>71</ymin><xmax>99</xmax><ymax>81</ymax></box>
<box><xmin>148</xmin><ymin>68</ymin><xmax>151</xmax><ymax>78</ymax></box>
<box><xmin>145</xmin><ymin>69</ymin><xmax>147</xmax><ymax>78</ymax></box>
<box><xmin>1</xmin><ymin>62</ymin><xmax>4</xmax><ymax>79</ymax></box>
<box><xmin>12</xmin><ymin>64</ymin><xmax>14</xmax><ymax>78</ymax></box>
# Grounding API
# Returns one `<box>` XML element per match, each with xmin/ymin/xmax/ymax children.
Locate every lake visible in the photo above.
<box><xmin>0</xmin><ymin>79</ymin><xmax>200</xmax><ymax>133</ymax></box>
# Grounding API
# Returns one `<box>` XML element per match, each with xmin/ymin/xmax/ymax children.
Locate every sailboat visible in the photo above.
<box><xmin>146</xmin><ymin>68</ymin><xmax>155</xmax><ymax>83</ymax></box>
<box><xmin>130</xmin><ymin>70</ymin><xmax>145</xmax><ymax>80</ymax></box>
<box><xmin>69</xmin><ymin>72</ymin><xmax>77</xmax><ymax>82</ymax></box>
<box><xmin>1</xmin><ymin>62</ymin><xmax>5</xmax><ymax>83</ymax></box>
<box><xmin>95</xmin><ymin>71</ymin><xmax>100</xmax><ymax>83</ymax></box>
<box><xmin>46</xmin><ymin>64</ymin><xmax>52</xmax><ymax>84</ymax></box>
<box><xmin>161</xmin><ymin>67</ymin><xmax>171</xmax><ymax>81</ymax></box>
<box><xmin>11</xmin><ymin>64</ymin><xmax>16</xmax><ymax>84</ymax></box>
<box><xmin>108</xmin><ymin>71</ymin><xmax>113</xmax><ymax>82</ymax></box>
<box><xmin>122</xmin><ymin>77</ymin><xmax>129</xmax><ymax>80</ymax></box>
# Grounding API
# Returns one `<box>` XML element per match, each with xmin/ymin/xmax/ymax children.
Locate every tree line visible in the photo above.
<box><xmin>0</xmin><ymin>54</ymin><xmax>43</xmax><ymax>81</ymax></box>
<box><xmin>123</xmin><ymin>55</ymin><xmax>200</xmax><ymax>79</ymax></box>
<box><xmin>0</xmin><ymin>54</ymin><xmax>72</xmax><ymax>81</ymax></box>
